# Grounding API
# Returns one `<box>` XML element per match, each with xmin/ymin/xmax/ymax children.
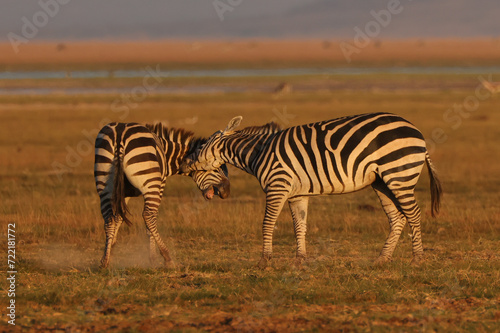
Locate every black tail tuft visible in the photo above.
<box><xmin>425</xmin><ymin>153</ymin><xmax>442</xmax><ymax>217</ymax></box>
<box><xmin>112</xmin><ymin>144</ymin><xmax>132</xmax><ymax>226</ymax></box>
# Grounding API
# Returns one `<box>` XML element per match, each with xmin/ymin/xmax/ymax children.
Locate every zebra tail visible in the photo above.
<box><xmin>425</xmin><ymin>152</ymin><xmax>442</xmax><ymax>217</ymax></box>
<box><xmin>112</xmin><ymin>144</ymin><xmax>132</xmax><ymax>226</ymax></box>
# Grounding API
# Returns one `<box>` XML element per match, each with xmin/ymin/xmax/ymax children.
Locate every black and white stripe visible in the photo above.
<box><xmin>95</xmin><ymin>122</ymin><xmax>230</xmax><ymax>268</ymax></box>
<box><xmin>182</xmin><ymin>112</ymin><xmax>442</xmax><ymax>267</ymax></box>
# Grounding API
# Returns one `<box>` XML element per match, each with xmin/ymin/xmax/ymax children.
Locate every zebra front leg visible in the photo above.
<box><xmin>372</xmin><ymin>179</ymin><xmax>407</xmax><ymax>265</ymax></box>
<box><xmin>288</xmin><ymin>196</ymin><xmax>309</xmax><ymax>262</ymax></box>
<box><xmin>142</xmin><ymin>206</ymin><xmax>172</xmax><ymax>266</ymax></box>
<box><xmin>258</xmin><ymin>191</ymin><xmax>288</xmax><ymax>269</ymax></box>
<box><xmin>100</xmin><ymin>216</ymin><xmax>120</xmax><ymax>268</ymax></box>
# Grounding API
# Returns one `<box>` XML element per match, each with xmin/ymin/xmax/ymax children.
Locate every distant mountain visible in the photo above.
<box><xmin>1</xmin><ymin>0</ymin><xmax>499</xmax><ymax>40</ymax></box>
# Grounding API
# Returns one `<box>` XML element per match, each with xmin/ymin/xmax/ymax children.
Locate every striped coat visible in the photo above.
<box><xmin>182</xmin><ymin>113</ymin><xmax>442</xmax><ymax>267</ymax></box>
<box><xmin>95</xmin><ymin>122</ymin><xmax>230</xmax><ymax>268</ymax></box>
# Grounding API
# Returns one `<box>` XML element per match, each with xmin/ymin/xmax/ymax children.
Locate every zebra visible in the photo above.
<box><xmin>181</xmin><ymin>112</ymin><xmax>442</xmax><ymax>268</ymax></box>
<box><xmin>94</xmin><ymin>122</ymin><xmax>230</xmax><ymax>268</ymax></box>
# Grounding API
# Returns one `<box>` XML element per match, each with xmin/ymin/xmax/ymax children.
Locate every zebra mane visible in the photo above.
<box><xmin>238</xmin><ymin>122</ymin><xmax>282</xmax><ymax>135</ymax></box>
<box><xmin>145</xmin><ymin>122</ymin><xmax>206</xmax><ymax>155</ymax></box>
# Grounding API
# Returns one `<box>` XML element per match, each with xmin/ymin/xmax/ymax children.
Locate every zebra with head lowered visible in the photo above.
<box><xmin>95</xmin><ymin>122</ymin><xmax>230</xmax><ymax>268</ymax></box>
<box><xmin>181</xmin><ymin>112</ymin><xmax>442</xmax><ymax>268</ymax></box>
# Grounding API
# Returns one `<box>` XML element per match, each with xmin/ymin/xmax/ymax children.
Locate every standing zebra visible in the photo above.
<box><xmin>181</xmin><ymin>113</ymin><xmax>442</xmax><ymax>267</ymax></box>
<box><xmin>95</xmin><ymin>122</ymin><xmax>230</xmax><ymax>268</ymax></box>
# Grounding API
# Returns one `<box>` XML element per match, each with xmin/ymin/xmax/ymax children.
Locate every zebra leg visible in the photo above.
<box><xmin>111</xmin><ymin>216</ymin><xmax>124</xmax><ymax>246</ymax></box>
<box><xmin>258</xmin><ymin>191</ymin><xmax>288</xmax><ymax>269</ymax></box>
<box><xmin>101</xmin><ymin>215</ymin><xmax>120</xmax><ymax>268</ymax></box>
<box><xmin>385</xmin><ymin>183</ymin><xmax>425</xmax><ymax>264</ymax></box>
<box><xmin>101</xmin><ymin>196</ymin><xmax>129</xmax><ymax>267</ymax></box>
<box><xmin>371</xmin><ymin>178</ymin><xmax>407</xmax><ymax>264</ymax></box>
<box><xmin>398</xmin><ymin>196</ymin><xmax>424</xmax><ymax>265</ymax></box>
<box><xmin>142</xmin><ymin>204</ymin><xmax>172</xmax><ymax>266</ymax></box>
<box><xmin>288</xmin><ymin>196</ymin><xmax>309</xmax><ymax>261</ymax></box>
<box><xmin>146</xmin><ymin>229</ymin><xmax>160</xmax><ymax>262</ymax></box>
<box><xmin>111</xmin><ymin>198</ymin><xmax>128</xmax><ymax>247</ymax></box>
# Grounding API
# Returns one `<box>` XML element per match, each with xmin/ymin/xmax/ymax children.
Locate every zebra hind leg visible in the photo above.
<box><xmin>111</xmin><ymin>218</ymin><xmax>123</xmax><ymax>248</ymax></box>
<box><xmin>100</xmin><ymin>215</ymin><xmax>121</xmax><ymax>268</ymax></box>
<box><xmin>371</xmin><ymin>178</ymin><xmax>407</xmax><ymax>265</ymax></box>
<box><xmin>288</xmin><ymin>196</ymin><xmax>309</xmax><ymax>264</ymax></box>
<box><xmin>398</xmin><ymin>196</ymin><xmax>424</xmax><ymax>265</ymax></box>
<box><xmin>386</xmin><ymin>183</ymin><xmax>425</xmax><ymax>265</ymax></box>
<box><xmin>146</xmin><ymin>229</ymin><xmax>160</xmax><ymax>262</ymax></box>
<box><xmin>112</xmin><ymin>197</ymin><xmax>128</xmax><ymax>246</ymax></box>
<box><xmin>142</xmin><ymin>204</ymin><xmax>173</xmax><ymax>267</ymax></box>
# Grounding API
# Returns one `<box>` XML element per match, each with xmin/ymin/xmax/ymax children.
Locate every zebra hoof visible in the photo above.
<box><xmin>374</xmin><ymin>256</ymin><xmax>391</xmax><ymax>266</ymax></box>
<box><xmin>257</xmin><ymin>257</ymin><xmax>270</xmax><ymax>270</ymax></box>
<box><xmin>163</xmin><ymin>259</ymin><xmax>176</xmax><ymax>269</ymax></box>
<box><xmin>100</xmin><ymin>254</ymin><xmax>111</xmax><ymax>268</ymax></box>
<box><xmin>294</xmin><ymin>255</ymin><xmax>306</xmax><ymax>267</ymax></box>
<box><xmin>411</xmin><ymin>255</ymin><xmax>424</xmax><ymax>266</ymax></box>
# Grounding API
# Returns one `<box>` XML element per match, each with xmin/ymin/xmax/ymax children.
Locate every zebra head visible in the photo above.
<box><xmin>181</xmin><ymin>116</ymin><xmax>243</xmax><ymax>173</ymax></box>
<box><xmin>190</xmin><ymin>165</ymin><xmax>230</xmax><ymax>200</ymax></box>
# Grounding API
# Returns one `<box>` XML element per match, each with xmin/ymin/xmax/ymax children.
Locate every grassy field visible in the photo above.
<box><xmin>1</xmin><ymin>73</ymin><xmax>500</xmax><ymax>332</ymax></box>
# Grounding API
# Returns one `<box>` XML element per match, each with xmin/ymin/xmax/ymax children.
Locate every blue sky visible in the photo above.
<box><xmin>2</xmin><ymin>0</ymin><xmax>499</xmax><ymax>40</ymax></box>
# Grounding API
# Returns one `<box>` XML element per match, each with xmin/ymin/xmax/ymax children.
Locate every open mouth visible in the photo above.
<box><xmin>203</xmin><ymin>186</ymin><xmax>215</xmax><ymax>200</ymax></box>
<box><xmin>202</xmin><ymin>184</ymin><xmax>228</xmax><ymax>200</ymax></box>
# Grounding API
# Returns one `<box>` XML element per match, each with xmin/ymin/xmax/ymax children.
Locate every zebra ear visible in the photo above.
<box><xmin>223</xmin><ymin>116</ymin><xmax>242</xmax><ymax>133</ymax></box>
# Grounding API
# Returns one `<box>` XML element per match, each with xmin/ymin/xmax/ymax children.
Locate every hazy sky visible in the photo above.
<box><xmin>1</xmin><ymin>0</ymin><xmax>499</xmax><ymax>41</ymax></box>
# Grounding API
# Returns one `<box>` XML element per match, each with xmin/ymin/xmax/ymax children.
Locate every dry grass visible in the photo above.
<box><xmin>1</xmin><ymin>73</ymin><xmax>499</xmax><ymax>332</ymax></box>
<box><xmin>1</xmin><ymin>38</ymin><xmax>500</xmax><ymax>70</ymax></box>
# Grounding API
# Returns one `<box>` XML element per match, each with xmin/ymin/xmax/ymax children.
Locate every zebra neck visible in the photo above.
<box><xmin>223</xmin><ymin>133</ymin><xmax>273</xmax><ymax>175</ymax></box>
<box><xmin>156</xmin><ymin>135</ymin><xmax>193</xmax><ymax>175</ymax></box>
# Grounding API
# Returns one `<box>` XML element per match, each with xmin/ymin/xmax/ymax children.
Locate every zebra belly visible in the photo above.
<box><xmin>335</xmin><ymin>171</ymin><xmax>377</xmax><ymax>193</ymax></box>
<box><xmin>289</xmin><ymin>170</ymin><xmax>377</xmax><ymax>197</ymax></box>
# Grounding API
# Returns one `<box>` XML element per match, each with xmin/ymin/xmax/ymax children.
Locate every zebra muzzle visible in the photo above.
<box><xmin>201</xmin><ymin>178</ymin><xmax>230</xmax><ymax>201</ymax></box>
<box><xmin>215</xmin><ymin>178</ymin><xmax>230</xmax><ymax>199</ymax></box>
<box><xmin>202</xmin><ymin>186</ymin><xmax>215</xmax><ymax>200</ymax></box>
